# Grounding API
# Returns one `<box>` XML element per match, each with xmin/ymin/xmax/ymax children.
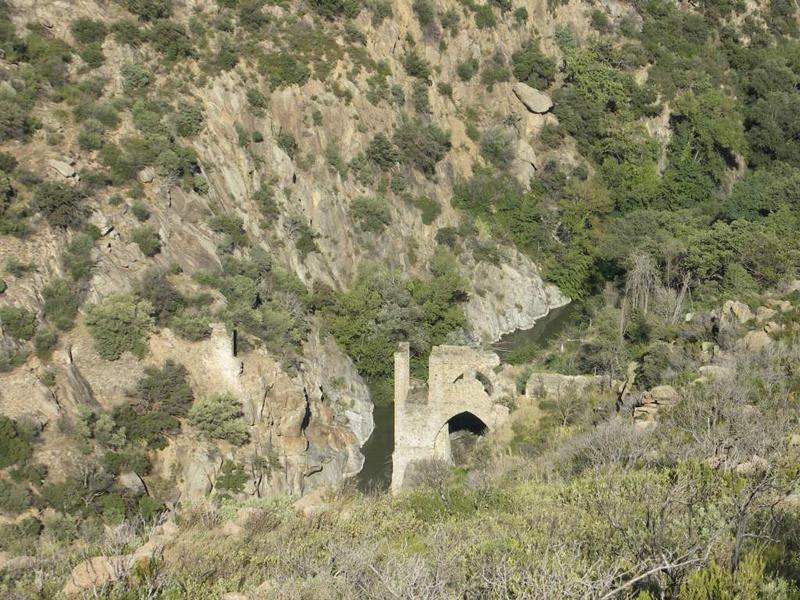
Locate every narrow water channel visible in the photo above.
<box><xmin>355</xmin><ymin>302</ymin><xmax>576</xmax><ymax>492</ymax></box>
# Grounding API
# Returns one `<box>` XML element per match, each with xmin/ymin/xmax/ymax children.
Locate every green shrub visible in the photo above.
<box><xmin>513</xmin><ymin>6</ymin><xmax>528</xmax><ymax>23</ymax></box>
<box><xmin>480</xmin><ymin>54</ymin><xmax>511</xmax><ymax>90</ymax></box>
<box><xmin>246</xmin><ymin>88</ymin><xmax>268</xmax><ymax>110</ymax></box>
<box><xmin>351</xmin><ymin>196</ymin><xmax>392</xmax><ymax>232</ymax></box>
<box><xmin>33</xmin><ymin>327</ymin><xmax>57</xmax><ymax>358</ymax></box>
<box><xmin>323</xmin><ymin>252</ymin><xmax>466</xmax><ymax>401</ymax></box>
<box><xmin>0</xmin><ymin>416</ymin><xmax>33</xmax><ymax>469</ymax></box>
<box><xmin>78</xmin><ymin>118</ymin><xmax>105</xmax><ymax>151</ymax></box>
<box><xmin>0</xmin><ymin>96</ymin><xmax>35</xmax><ymax>142</ymax></box>
<box><xmin>259</xmin><ymin>54</ymin><xmax>310</xmax><ymax>88</ymax></box>
<box><xmin>294</xmin><ymin>221</ymin><xmax>318</xmax><ymax>259</ymax></box>
<box><xmin>309</xmin><ymin>0</ymin><xmax>361</xmax><ymax>19</ymax></box>
<box><xmin>43</xmin><ymin>279</ymin><xmax>79</xmax><ymax>331</ymax></box>
<box><xmin>403</xmin><ymin>48</ymin><xmax>431</xmax><ymax>80</ymax></box>
<box><xmin>412</xmin><ymin>79</ymin><xmax>431</xmax><ymax>114</ymax></box>
<box><xmin>437</xmin><ymin>82</ymin><xmax>453</xmax><ymax>98</ymax></box>
<box><xmin>150</xmin><ymin>20</ymin><xmax>195</xmax><ymax>61</ymax></box>
<box><xmin>512</xmin><ymin>40</ymin><xmax>556</xmax><ymax>89</ymax></box>
<box><xmin>137</xmin><ymin>360</ymin><xmax>194</xmax><ymax>417</ymax></box>
<box><xmin>441</xmin><ymin>8</ymin><xmax>459</xmax><ymax>33</ymax></box>
<box><xmin>253</xmin><ymin>182</ymin><xmax>279</xmax><ymax>219</ymax></box>
<box><xmin>466</xmin><ymin>122</ymin><xmax>480</xmax><ymax>142</ymax></box>
<box><xmin>63</xmin><ymin>233</ymin><xmax>95</xmax><ymax>281</ymax></box>
<box><xmin>413</xmin><ymin>195</ymin><xmax>441</xmax><ymax>224</ymax></box>
<box><xmin>0</xmin><ymin>349</ymin><xmax>27</xmax><ymax>373</ymax></box>
<box><xmin>435</xmin><ymin>226</ymin><xmax>458</xmax><ymax>247</ymax></box>
<box><xmin>85</xmin><ymin>294</ymin><xmax>153</xmax><ymax>360</ymax></box>
<box><xmin>171</xmin><ymin>312</ymin><xmax>212</xmax><ymax>341</ymax></box>
<box><xmin>188</xmin><ymin>392</ymin><xmax>249</xmax><ymax>446</ymax></box>
<box><xmin>127</xmin><ymin>0</ymin><xmax>172</xmax><ymax>21</ymax></box>
<box><xmin>215</xmin><ymin>460</ymin><xmax>248</xmax><ymax>494</ymax></box>
<box><xmin>326</xmin><ymin>141</ymin><xmax>348</xmax><ymax>176</ymax></box>
<box><xmin>366</xmin><ymin>134</ymin><xmax>400</xmax><ymax>169</ymax></box>
<box><xmin>131</xmin><ymin>225</ymin><xmax>162</xmax><ymax>257</ymax></box>
<box><xmin>209</xmin><ymin>213</ymin><xmax>248</xmax><ymax>248</ymax></box>
<box><xmin>0</xmin><ymin>517</ymin><xmax>42</xmax><ymax>554</ymax></box>
<box><xmin>0</xmin><ymin>279</ymin><xmax>5</xmax><ymax>294</ymax></box>
<box><xmin>0</xmin><ymin>152</ymin><xmax>17</xmax><ymax>173</ymax></box>
<box><xmin>590</xmin><ymin>9</ymin><xmax>612</xmax><ymax>33</ymax></box>
<box><xmin>412</xmin><ymin>0</ymin><xmax>435</xmax><ymax>27</ymax></box>
<box><xmin>175</xmin><ymin>102</ymin><xmax>204</xmax><ymax>137</ymax></box>
<box><xmin>131</xmin><ymin>200</ymin><xmax>151</xmax><ymax>222</ymax></box>
<box><xmin>33</xmin><ymin>182</ymin><xmax>88</xmax><ymax>229</ymax></box>
<box><xmin>138</xmin><ymin>269</ymin><xmax>185</xmax><ymax>324</ymax></box>
<box><xmin>0</xmin><ymin>478</ymin><xmax>31</xmax><ymax>514</ymax></box>
<box><xmin>276</xmin><ymin>130</ymin><xmax>298</xmax><ymax>158</ymax></box>
<box><xmin>5</xmin><ymin>257</ymin><xmax>34</xmax><ymax>278</ymax></box>
<box><xmin>369</xmin><ymin>0</ymin><xmax>393</xmax><ymax>22</ymax></box>
<box><xmin>78</xmin><ymin>43</ymin><xmax>105</xmax><ymax>68</ymax></box>
<box><xmin>393</xmin><ymin>118</ymin><xmax>451</xmax><ymax>177</ymax></box>
<box><xmin>474</xmin><ymin>4</ymin><xmax>496</xmax><ymax>28</ymax></box>
<box><xmin>71</xmin><ymin>17</ymin><xmax>107</xmax><ymax>44</ymax></box>
<box><xmin>214</xmin><ymin>39</ymin><xmax>238</xmax><ymax>71</ymax></box>
<box><xmin>121</xmin><ymin>63</ymin><xmax>151</xmax><ymax>92</ymax></box>
<box><xmin>480</xmin><ymin>127</ymin><xmax>516</xmax><ymax>169</ymax></box>
<box><xmin>0</xmin><ymin>305</ymin><xmax>35</xmax><ymax>340</ymax></box>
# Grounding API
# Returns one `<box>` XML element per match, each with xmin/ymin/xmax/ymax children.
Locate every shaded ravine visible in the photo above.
<box><xmin>356</xmin><ymin>303</ymin><xmax>576</xmax><ymax>492</ymax></box>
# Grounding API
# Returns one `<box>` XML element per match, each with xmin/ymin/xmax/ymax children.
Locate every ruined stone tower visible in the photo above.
<box><xmin>391</xmin><ymin>343</ymin><xmax>510</xmax><ymax>493</ymax></box>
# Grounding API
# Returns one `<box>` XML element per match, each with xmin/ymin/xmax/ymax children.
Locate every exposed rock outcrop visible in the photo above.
<box><xmin>525</xmin><ymin>372</ymin><xmax>607</xmax><ymax>399</ymax></box>
<box><xmin>464</xmin><ymin>249</ymin><xmax>569</xmax><ymax>342</ymax></box>
<box><xmin>633</xmin><ymin>385</ymin><xmax>679</xmax><ymax>430</ymax></box>
<box><xmin>46</xmin><ymin>158</ymin><xmax>76</xmax><ymax>179</ymax></box>
<box><xmin>512</xmin><ymin>83</ymin><xmax>554</xmax><ymax>114</ymax></box>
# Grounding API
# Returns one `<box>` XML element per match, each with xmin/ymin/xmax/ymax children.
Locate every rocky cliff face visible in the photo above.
<box><xmin>0</xmin><ymin>0</ymin><xmax>594</xmax><ymax>501</ymax></box>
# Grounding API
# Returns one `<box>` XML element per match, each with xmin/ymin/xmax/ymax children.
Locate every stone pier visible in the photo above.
<box><xmin>391</xmin><ymin>343</ymin><xmax>510</xmax><ymax>493</ymax></box>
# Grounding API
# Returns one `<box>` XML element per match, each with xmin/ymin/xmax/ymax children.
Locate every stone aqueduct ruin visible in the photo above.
<box><xmin>391</xmin><ymin>342</ymin><xmax>511</xmax><ymax>493</ymax></box>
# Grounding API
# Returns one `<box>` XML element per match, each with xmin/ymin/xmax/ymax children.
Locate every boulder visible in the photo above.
<box><xmin>526</xmin><ymin>373</ymin><xmax>606</xmax><ymax>399</ymax></box>
<box><xmin>736</xmin><ymin>330</ymin><xmax>772</xmax><ymax>352</ymax></box>
<box><xmin>252</xmin><ymin>580</ymin><xmax>278</xmax><ymax>599</ymax></box>
<box><xmin>220</xmin><ymin>520</ymin><xmax>243</xmax><ymax>537</ymax></box>
<box><xmin>62</xmin><ymin>556</ymin><xmax>130</xmax><ymax>596</ymax></box>
<box><xmin>0</xmin><ymin>552</ymin><xmax>35</xmax><ymax>573</ymax></box>
<box><xmin>293</xmin><ymin>486</ymin><xmax>332</xmax><ymax>520</ymax></box>
<box><xmin>512</xmin><ymin>83</ymin><xmax>553</xmax><ymax>114</ymax></box>
<box><xmin>47</xmin><ymin>159</ymin><xmax>76</xmax><ymax>178</ymax></box>
<box><xmin>221</xmin><ymin>594</ymin><xmax>250</xmax><ymax>600</ymax></box>
<box><xmin>118</xmin><ymin>472</ymin><xmax>146</xmax><ymax>495</ymax></box>
<box><xmin>767</xmin><ymin>299</ymin><xmax>792</xmax><ymax>313</ymax></box>
<box><xmin>755</xmin><ymin>306</ymin><xmax>777</xmax><ymax>323</ymax></box>
<box><xmin>131</xmin><ymin>520</ymin><xmax>179</xmax><ymax>563</ymax></box>
<box><xmin>722</xmin><ymin>300</ymin><xmax>754</xmax><ymax>325</ymax></box>
<box><xmin>648</xmin><ymin>385</ymin><xmax>679</xmax><ymax>407</ymax></box>
<box><xmin>138</xmin><ymin>167</ymin><xmax>156</xmax><ymax>184</ymax></box>
<box><xmin>517</xmin><ymin>139</ymin><xmax>539</xmax><ymax>169</ymax></box>
<box><xmin>735</xmin><ymin>455</ymin><xmax>769</xmax><ymax>475</ymax></box>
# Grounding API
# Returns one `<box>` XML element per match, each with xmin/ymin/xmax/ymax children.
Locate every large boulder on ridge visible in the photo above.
<box><xmin>512</xmin><ymin>83</ymin><xmax>553</xmax><ymax>114</ymax></box>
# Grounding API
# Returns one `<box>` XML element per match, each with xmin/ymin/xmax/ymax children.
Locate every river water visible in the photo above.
<box><xmin>355</xmin><ymin>303</ymin><xmax>576</xmax><ymax>492</ymax></box>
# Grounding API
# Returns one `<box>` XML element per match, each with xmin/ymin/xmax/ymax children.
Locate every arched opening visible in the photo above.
<box><xmin>446</xmin><ymin>411</ymin><xmax>488</xmax><ymax>465</ymax></box>
<box><xmin>448</xmin><ymin>411</ymin><xmax>488</xmax><ymax>436</ymax></box>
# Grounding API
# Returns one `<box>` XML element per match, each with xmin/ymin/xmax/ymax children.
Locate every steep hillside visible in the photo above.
<box><xmin>0</xmin><ymin>0</ymin><xmax>575</xmax><ymax>506</ymax></box>
<box><xmin>3</xmin><ymin>0</ymin><xmax>800</xmax><ymax>595</ymax></box>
